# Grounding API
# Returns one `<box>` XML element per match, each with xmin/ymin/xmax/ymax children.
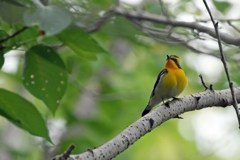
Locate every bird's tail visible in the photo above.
<box><xmin>141</xmin><ymin>105</ymin><xmax>152</xmax><ymax>117</ymax></box>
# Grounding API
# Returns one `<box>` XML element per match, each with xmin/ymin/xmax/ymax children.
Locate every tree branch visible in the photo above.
<box><xmin>203</xmin><ymin>0</ymin><xmax>240</xmax><ymax>128</ymax></box>
<box><xmin>114</xmin><ymin>8</ymin><xmax>240</xmax><ymax>46</ymax></box>
<box><xmin>0</xmin><ymin>26</ymin><xmax>28</xmax><ymax>44</ymax></box>
<box><xmin>199</xmin><ymin>74</ymin><xmax>209</xmax><ymax>90</ymax></box>
<box><xmin>87</xmin><ymin>7</ymin><xmax>240</xmax><ymax>46</ymax></box>
<box><xmin>130</xmin><ymin>20</ymin><xmax>219</xmax><ymax>57</ymax></box>
<box><xmin>87</xmin><ymin>8</ymin><xmax>116</xmax><ymax>33</ymax></box>
<box><xmin>227</xmin><ymin>21</ymin><xmax>240</xmax><ymax>33</ymax></box>
<box><xmin>197</xmin><ymin>18</ymin><xmax>240</xmax><ymax>23</ymax></box>
<box><xmin>158</xmin><ymin>0</ymin><xmax>170</xmax><ymax>19</ymax></box>
<box><xmin>53</xmin><ymin>145</ymin><xmax>75</xmax><ymax>160</ymax></box>
<box><xmin>53</xmin><ymin>88</ymin><xmax>240</xmax><ymax>160</ymax></box>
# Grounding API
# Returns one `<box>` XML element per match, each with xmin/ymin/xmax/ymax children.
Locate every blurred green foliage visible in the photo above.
<box><xmin>0</xmin><ymin>0</ymin><xmax>239</xmax><ymax>160</ymax></box>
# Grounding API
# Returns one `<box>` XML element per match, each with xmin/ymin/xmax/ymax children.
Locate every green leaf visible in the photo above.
<box><xmin>0</xmin><ymin>30</ymin><xmax>9</xmax><ymax>68</ymax></box>
<box><xmin>24</xmin><ymin>5</ymin><xmax>72</xmax><ymax>36</ymax></box>
<box><xmin>0</xmin><ymin>1</ymin><xmax>26</xmax><ymax>24</ymax></box>
<box><xmin>23</xmin><ymin>45</ymin><xmax>68</xmax><ymax>113</ymax></box>
<box><xmin>0</xmin><ymin>51</ymin><xmax>4</xmax><ymax>69</ymax></box>
<box><xmin>0</xmin><ymin>89</ymin><xmax>51</xmax><ymax>142</ymax></box>
<box><xmin>0</xmin><ymin>30</ymin><xmax>8</xmax><ymax>38</ymax></box>
<box><xmin>1</xmin><ymin>0</ymin><xmax>27</xmax><ymax>7</ymax></box>
<box><xmin>58</xmin><ymin>26</ymin><xmax>106</xmax><ymax>59</ymax></box>
<box><xmin>9</xmin><ymin>27</ymin><xmax>39</xmax><ymax>48</ymax></box>
<box><xmin>213</xmin><ymin>0</ymin><xmax>231</xmax><ymax>13</ymax></box>
<box><xmin>99</xmin><ymin>17</ymin><xmax>143</xmax><ymax>42</ymax></box>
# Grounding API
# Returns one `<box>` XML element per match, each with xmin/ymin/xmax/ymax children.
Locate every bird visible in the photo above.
<box><xmin>141</xmin><ymin>55</ymin><xmax>188</xmax><ymax>116</ymax></box>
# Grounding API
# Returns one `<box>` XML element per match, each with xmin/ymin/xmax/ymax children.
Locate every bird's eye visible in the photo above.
<box><xmin>170</xmin><ymin>58</ymin><xmax>178</xmax><ymax>61</ymax></box>
<box><xmin>171</xmin><ymin>58</ymin><xmax>181</xmax><ymax>68</ymax></box>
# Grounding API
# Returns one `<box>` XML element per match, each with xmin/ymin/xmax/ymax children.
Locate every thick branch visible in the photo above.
<box><xmin>53</xmin><ymin>88</ymin><xmax>240</xmax><ymax>160</ymax></box>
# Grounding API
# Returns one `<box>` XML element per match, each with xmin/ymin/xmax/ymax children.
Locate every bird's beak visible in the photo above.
<box><xmin>167</xmin><ymin>55</ymin><xmax>170</xmax><ymax>60</ymax></box>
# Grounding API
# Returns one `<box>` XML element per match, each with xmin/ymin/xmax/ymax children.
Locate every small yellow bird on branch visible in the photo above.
<box><xmin>142</xmin><ymin>55</ymin><xmax>188</xmax><ymax>116</ymax></box>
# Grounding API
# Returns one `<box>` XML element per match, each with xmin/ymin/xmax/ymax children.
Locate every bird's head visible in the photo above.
<box><xmin>166</xmin><ymin>55</ymin><xmax>181</xmax><ymax>69</ymax></box>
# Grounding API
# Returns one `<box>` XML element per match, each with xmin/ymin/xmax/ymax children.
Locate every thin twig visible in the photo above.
<box><xmin>0</xmin><ymin>26</ymin><xmax>28</xmax><ymax>44</ymax></box>
<box><xmin>53</xmin><ymin>144</ymin><xmax>75</xmax><ymax>160</ymax></box>
<box><xmin>227</xmin><ymin>21</ymin><xmax>240</xmax><ymax>33</ymax></box>
<box><xmin>158</xmin><ymin>0</ymin><xmax>170</xmax><ymax>19</ymax></box>
<box><xmin>86</xmin><ymin>8</ymin><xmax>115</xmax><ymax>33</ymax></box>
<box><xmin>132</xmin><ymin>20</ymin><xmax>219</xmax><ymax>56</ymax></box>
<box><xmin>197</xmin><ymin>18</ymin><xmax>240</xmax><ymax>23</ymax></box>
<box><xmin>62</xmin><ymin>145</ymin><xmax>75</xmax><ymax>160</ymax></box>
<box><xmin>87</xmin><ymin>1</ymin><xmax>120</xmax><ymax>33</ymax></box>
<box><xmin>199</xmin><ymin>74</ymin><xmax>208</xmax><ymax>90</ymax></box>
<box><xmin>203</xmin><ymin>0</ymin><xmax>240</xmax><ymax>128</ymax></box>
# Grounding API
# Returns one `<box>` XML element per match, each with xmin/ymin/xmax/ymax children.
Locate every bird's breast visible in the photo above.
<box><xmin>164</xmin><ymin>69</ymin><xmax>187</xmax><ymax>96</ymax></box>
<box><xmin>175</xmin><ymin>69</ymin><xmax>188</xmax><ymax>91</ymax></box>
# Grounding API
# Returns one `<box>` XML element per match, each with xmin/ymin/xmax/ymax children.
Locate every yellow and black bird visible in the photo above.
<box><xmin>141</xmin><ymin>55</ymin><xmax>188</xmax><ymax>116</ymax></box>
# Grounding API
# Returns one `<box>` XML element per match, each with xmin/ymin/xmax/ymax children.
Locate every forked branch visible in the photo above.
<box><xmin>203</xmin><ymin>0</ymin><xmax>240</xmax><ymax>128</ymax></box>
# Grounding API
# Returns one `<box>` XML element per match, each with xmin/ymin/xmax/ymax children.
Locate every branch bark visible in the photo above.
<box><xmin>53</xmin><ymin>87</ymin><xmax>240</xmax><ymax>160</ymax></box>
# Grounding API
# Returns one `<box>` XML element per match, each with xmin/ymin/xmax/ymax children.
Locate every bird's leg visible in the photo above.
<box><xmin>162</xmin><ymin>98</ymin><xmax>165</xmax><ymax>104</ymax></box>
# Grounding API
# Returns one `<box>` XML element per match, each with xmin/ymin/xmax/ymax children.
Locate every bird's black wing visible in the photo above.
<box><xmin>150</xmin><ymin>69</ymin><xmax>168</xmax><ymax>98</ymax></box>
